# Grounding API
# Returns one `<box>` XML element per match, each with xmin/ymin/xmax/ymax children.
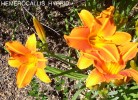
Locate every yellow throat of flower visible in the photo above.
<box><xmin>102</xmin><ymin>62</ymin><xmax>122</xmax><ymax>74</ymax></box>
<box><xmin>26</xmin><ymin>54</ymin><xmax>38</xmax><ymax>64</ymax></box>
<box><xmin>89</xmin><ymin>36</ymin><xmax>107</xmax><ymax>46</ymax></box>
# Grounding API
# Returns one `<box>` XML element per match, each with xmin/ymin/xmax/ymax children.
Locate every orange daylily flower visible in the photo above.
<box><xmin>64</xmin><ymin>6</ymin><xmax>131</xmax><ymax>62</ymax></box>
<box><xmin>5</xmin><ymin>34</ymin><xmax>51</xmax><ymax>88</ymax></box>
<box><xmin>86</xmin><ymin>42</ymin><xmax>138</xmax><ymax>87</ymax></box>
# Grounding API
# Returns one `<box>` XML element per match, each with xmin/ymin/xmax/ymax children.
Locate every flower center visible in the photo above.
<box><xmin>26</xmin><ymin>54</ymin><xmax>38</xmax><ymax>64</ymax></box>
<box><xmin>89</xmin><ymin>36</ymin><xmax>105</xmax><ymax>45</ymax></box>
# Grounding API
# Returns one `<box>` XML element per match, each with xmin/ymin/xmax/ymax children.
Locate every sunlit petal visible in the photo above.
<box><xmin>69</xmin><ymin>27</ymin><xmax>90</xmax><ymax>37</ymax></box>
<box><xmin>96</xmin><ymin>44</ymin><xmax>119</xmax><ymax>62</ymax></box>
<box><xmin>16</xmin><ymin>63</ymin><xmax>37</xmax><ymax>88</ymax></box>
<box><xmin>86</xmin><ymin>69</ymin><xmax>105</xmax><ymax>87</ymax></box>
<box><xmin>10</xmin><ymin>54</ymin><xmax>28</xmax><ymax>65</ymax></box>
<box><xmin>119</xmin><ymin>43</ymin><xmax>138</xmax><ymax>62</ymax></box>
<box><xmin>8</xmin><ymin>57</ymin><xmax>22</xmax><ymax>68</ymax></box>
<box><xmin>97</xmin><ymin>18</ymin><xmax>116</xmax><ymax>37</ymax></box>
<box><xmin>79</xmin><ymin>51</ymin><xmax>105</xmax><ymax>73</ymax></box>
<box><xmin>77</xmin><ymin>52</ymin><xmax>93</xmax><ymax>69</ymax></box>
<box><xmin>120</xmin><ymin>68</ymin><xmax>138</xmax><ymax>83</ymax></box>
<box><xmin>97</xmin><ymin>6</ymin><xmax>116</xmax><ymax>37</ymax></box>
<box><xmin>25</xmin><ymin>34</ymin><xmax>36</xmax><ymax>52</ymax></box>
<box><xmin>35</xmin><ymin>52</ymin><xmax>47</xmax><ymax>69</ymax></box>
<box><xmin>101</xmin><ymin>62</ymin><xmax>123</xmax><ymax>75</ymax></box>
<box><xmin>64</xmin><ymin>27</ymin><xmax>92</xmax><ymax>51</ymax></box>
<box><xmin>79</xmin><ymin>9</ymin><xmax>95</xmax><ymax>28</ymax></box>
<box><xmin>86</xmin><ymin>68</ymin><xmax>123</xmax><ymax>87</ymax></box>
<box><xmin>36</xmin><ymin>68</ymin><xmax>51</xmax><ymax>83</ymax></box>
<box><xmin>105</xmin><ymin>32</ymin><xmax>131</xmax><ymax>45</ymax></box>
<box><xmin>5</xmin><ymin>41</ymin><xmax>30</xmax><ymax>55</ymax></box>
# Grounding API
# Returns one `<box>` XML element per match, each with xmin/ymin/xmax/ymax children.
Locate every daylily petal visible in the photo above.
<box><xmin>99</xmin><ymin>6</ymin><xmax>114</xmax><ymax>18</ymax></box>
<box><xmin>101</xmin><ymin>62</ymin><xmax>124</xmax><ymax>75</ymax></box>
<box><xmin>8</xmin><ymin>57</ymin><xmax>22</xmax><ymax>68</ymax></box>
<box><xmin>89</xmin><ymin>21</ymin><xmax>101</xmax><ymax>37</ymax></box>
<box><xmin>78</xmin><ymin>51</ymin><xmax>105</xmax><ymax>73</ymax></box>
<box><xmin>64</xmin><ymin>27</ymin><xmax>92</xmax><ymax>51</ymax></box>
<box><xmin>25</xmin><ymin>34</ymin><xmax>36</xmax><ymax>52</ymax></box>
<box><xmin>5</xmin><ymin>41</ymin><xmax>30</xmax><ymax>55</ymax></box>
<box><xmin>104</xmin><ymin>74</ymin><xmax>123</xmax><ymax>83</ymax></box>
<box><xmin>33</xmin><ymin>16</ymin><xmax>46</xmax><ymax>43</ymax></box>
<box><xmin>97</xmin><ymin>6</ymin><xmax>116</xmax><ymax>37</ymax></box>
<box><xmin>77</xmin><ymin>52</ymin><xmax>93</xmax><ymax>69</ymax></box>
<box><xmin>120</xmin><ymin>68</ymin><xmax>138</xmax><ymax>83</ymax></box>
<box><xmin>36</xmin><ymin>68</ymin><xmax>51</xmax><ymax>83</ymax></box>
<box><xmin>93</xmin><ymin>59</ymin><xmax>124</xmax><ymax>75</ymax></box>
<box><xmin>119</xmin><ymin>43</ymin><xmax>138</xmax><ymax>62</ymax></box>
<box><xmin>96</xmin><ymin>44</ymin><xmax>119</xmax><ymax>62</ymax></box>
<box><xmin>35</xmin><ymin>52</ymin><xmax>47</xmax><ymax>69</ymax></box>
<box><xmin>78</xmin><ymin>9</ymin><xmax>95</xmax><ymax>28</ymax></box>
<box><xmin>97</xmin><ymin>18</ymin><xmax>116</xmax><ymax>37</ymax></box>
<box><xmin>93</xmin><ymin>60</ymin><xmax>105</xmax><ymax>74</ymax></box>
<box><xmin>86</xmin><ymin>69</ymin><xmax>105</xmax><ymax>87</ymax></box>
<box><xmin>10</xmin><ymin>54</ymin><xmax>28</xmax><ymax>64</ymax></box>
<box><xmin>105</xmin><ymin>32</ymin><xmax>131</xmax><ymax>45</ymax></box>
<box><xmin>86</xmin><ymin>68</ymin><xmax>123</xmax><ymax>87</ymax></box>
<box><xmin>16</xmin><ymin>63</ymin><xmax>37</xmax><ymax>88</ymax></box>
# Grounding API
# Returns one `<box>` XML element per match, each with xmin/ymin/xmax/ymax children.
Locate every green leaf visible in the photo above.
<box><xmin>130</xmin><ymin>93</ymin><xmax>138</xmax><ymax>98</ymax></box>
<box><xmin>46</xmin><ymin>66</ymin><xmax>87</xmax><ymax>80</ymax></box>
<box><xmin>72</xmin><ymin>86</ymin><xmax>85</xmax><ymax>100</ymax></box>
<box><xmin>108</xmin><ymin>91</ymin><xmax>118</xmax><ymax>96</ymax></box>
<box><xmin>130</xmin><ymin>85</ymin><xmax>138</xmax><ymax>90</ymax></box>
<box><xmin>135</xmin><ymin>20</ymin><xmax>138</xmax><ymax>36</ymax></box>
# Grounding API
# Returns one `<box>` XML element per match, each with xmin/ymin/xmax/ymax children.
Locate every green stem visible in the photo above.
<box><xmin>41</xmin><ymin>42</ymin><xmax>76</xmax><ymax>67</ymax></box>
<box><xmin>52</xmin><ymin>68</ymin><xmax>78</xmax><ymax>78</ymax></box>
<box><xmin>72</xmin><ymin>85</ymin><xmax>86</xmax><ymax>100</ymax></box>
<box><xmin>46</xmin><ymin>66</ymin><xmax>87</xmax><ymax>80</ymax></box>
<box><xmin>45</xmin><ymin>50</ymin><xmax>76</xmax><ymax>67</ymax></box>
